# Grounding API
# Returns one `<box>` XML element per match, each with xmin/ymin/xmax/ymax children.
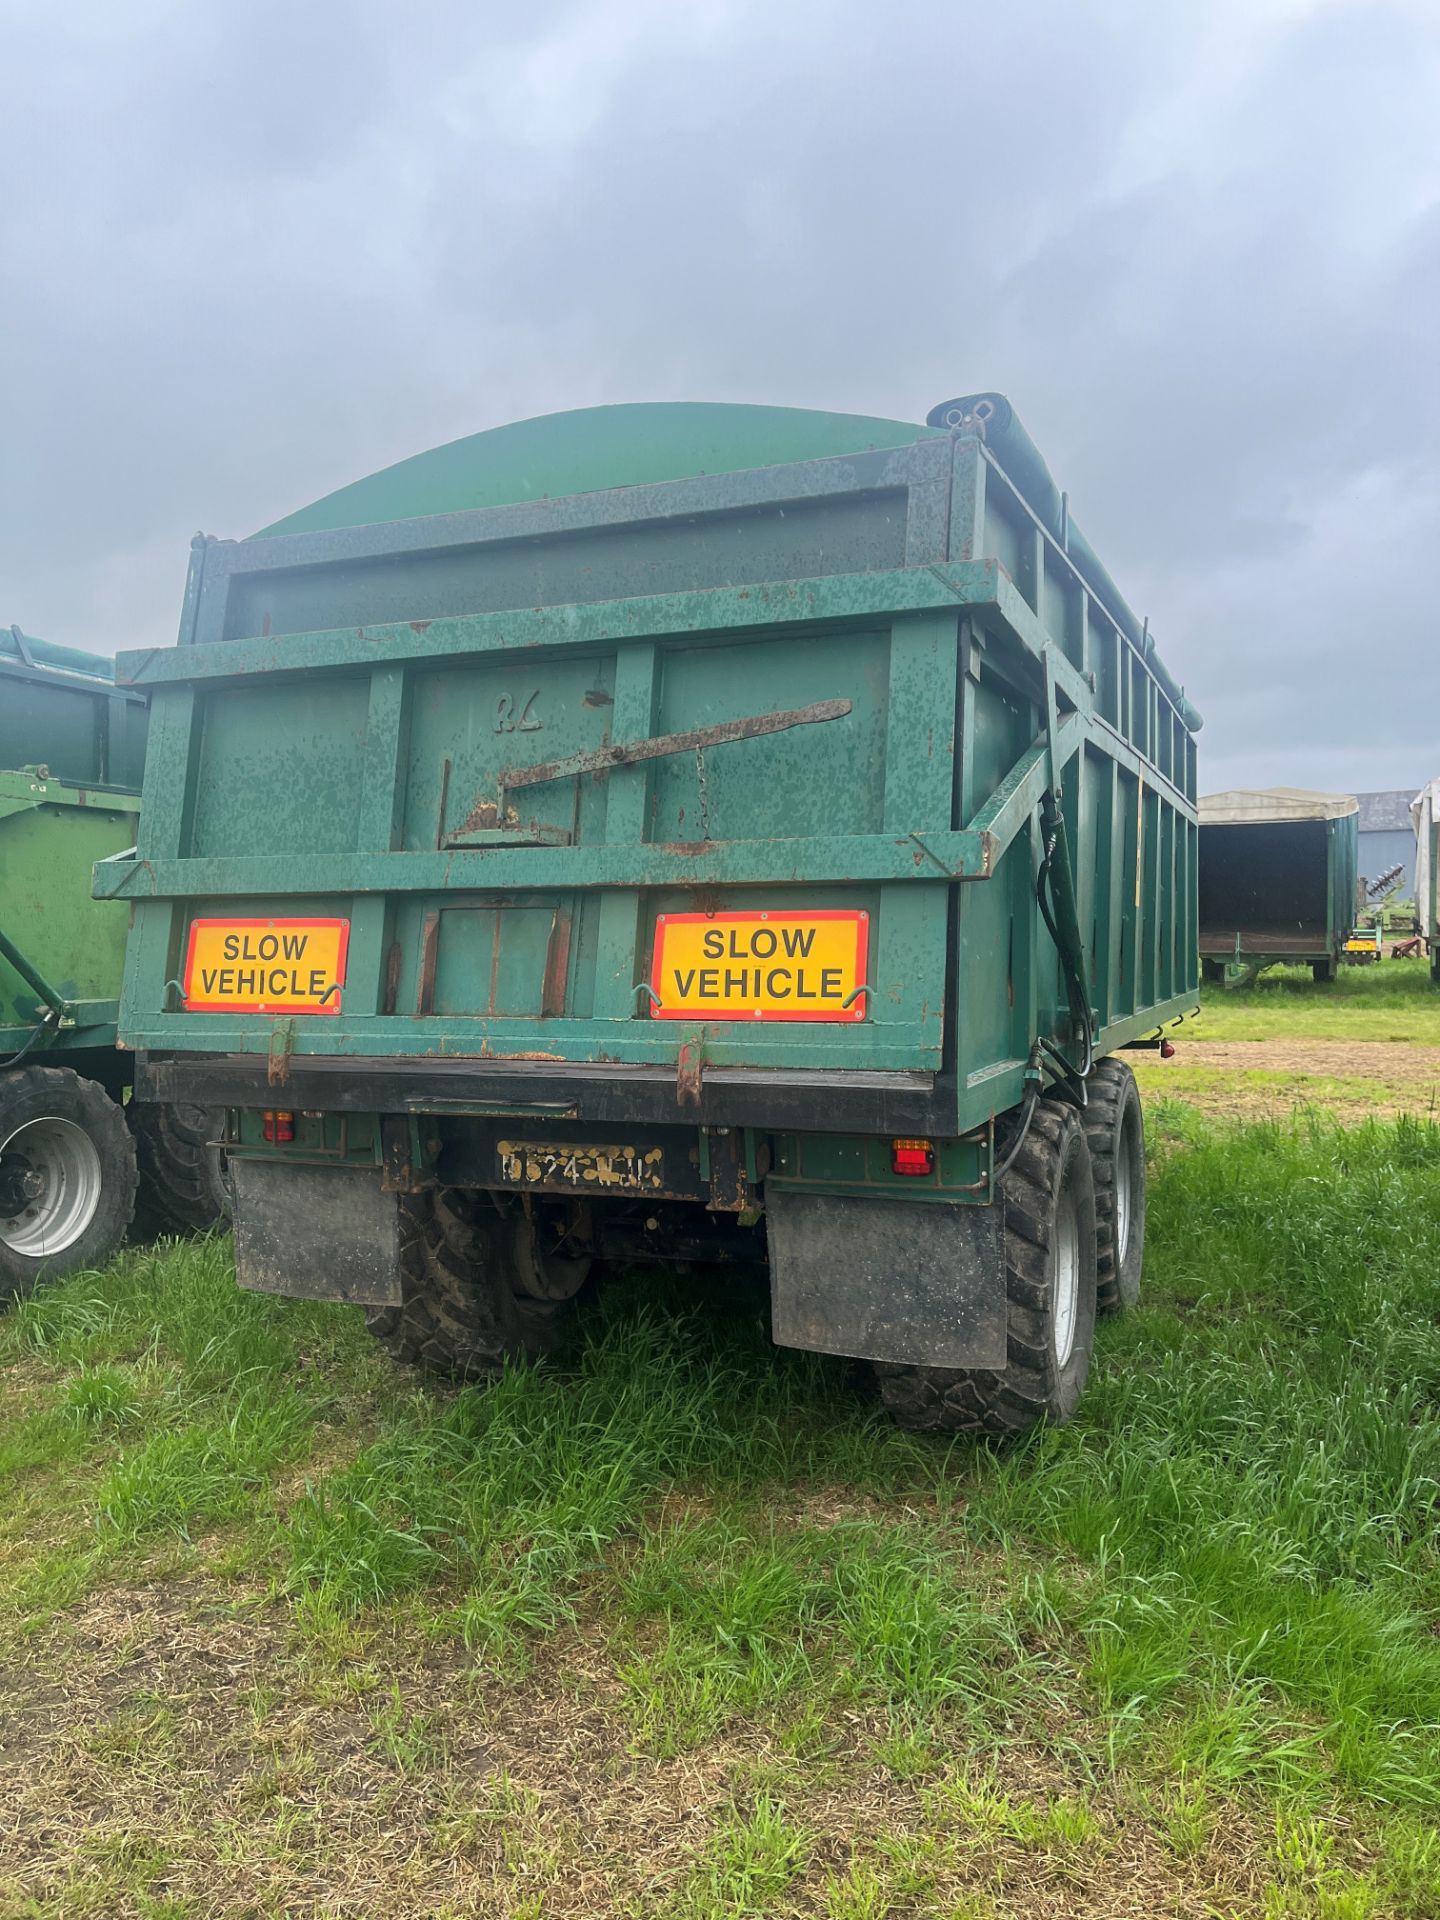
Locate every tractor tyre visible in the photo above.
<box><xmin>0</xmin><ymin>1066</ymin><xmax>137</xmax><ymax>1299</ymax></box>
<box><xmin>1081</xmin><ymin>1057</ymin><xmax>1146</xmax><ymax>1314</ymax></box>
<box><xmin>129</xmin><ymin>1102</ymin><xmax>232</xmax><ymax>1239</ymax></box>
<box><xmin>875</xmin><ymin>1100</ymin><xmax>1098</xmax><ymax>1437</ymax></box>
<box><xmin>365</xmin><ymin>1188</ymin><xmax>581</xmax><ymax>1378</ymax></box>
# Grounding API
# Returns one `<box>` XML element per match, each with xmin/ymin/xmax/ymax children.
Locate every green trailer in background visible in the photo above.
<box><xmin>0</xmin><ymin>627</ymin><xmax>226</xmax><ymax>1295</ymax></box>
<box><xmin>1414</xmin><ymin>780</ymin><xmax>1440</xmax><ymax>985</ymax></box>
<box><xmin>104</xmin><ymin>392</ymin><xmax>1201</xmax><ymax>1433</ymax></box>
<box><xmin>1198</xmin><ymin>788</ymin><xmax>1359</xmax><ymax>984</ymax></box>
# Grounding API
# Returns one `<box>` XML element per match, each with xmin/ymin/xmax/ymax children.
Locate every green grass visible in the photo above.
<box><xmin>2</xmin><ymin>1112</ymin><xmax>1439</xmax><ymax>1914</ymax></box>
<box><xmin>1188</xmin><ymin>955</ymin><xmax>1439</xmax><ymax>1042</ymax></box>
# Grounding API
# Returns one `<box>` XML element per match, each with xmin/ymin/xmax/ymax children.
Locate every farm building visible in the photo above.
<box><xmin>1356</xmin><ymin>789</ymin><xmax>1419</xmax><ymax>896</ymax></box>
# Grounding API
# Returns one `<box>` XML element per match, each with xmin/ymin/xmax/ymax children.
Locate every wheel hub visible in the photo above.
<box><xmin>0</xmin><ymin>1158</ymin><xmax>45</xmax><ymax>1216</ymax></box>
<box><xmin>0</xmin><ymin>1117</ymin><xmax>105</xmax><ymax>1259</ymax></box>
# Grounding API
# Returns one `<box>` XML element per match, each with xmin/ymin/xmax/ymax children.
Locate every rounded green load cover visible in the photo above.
<box><xmin>256</xmin><ymin>402</ymin><xmax>940</xmax><ymax>538</ymax></box>
<box><xmin>1</xmin><ymin>625</ymin><xmax>118</xmax><ymax>684</ymax></box>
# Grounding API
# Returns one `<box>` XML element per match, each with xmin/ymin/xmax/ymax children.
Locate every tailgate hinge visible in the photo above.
<box><xmin>676</xmin><ymin>1029</ymin><xmax>706</xmax><ymax>1108</ymax></box>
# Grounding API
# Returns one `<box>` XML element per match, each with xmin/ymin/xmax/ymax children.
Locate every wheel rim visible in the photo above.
<box><xmin>1114</xmin><ymin>1108</ymin><xmax>1135</xmax><ymax>1267</ymax></box>
<box><xmin>0</xmin><ymin>1117</ymin><xmax>105</xmax><ymax>1259</ymax></box>
<box><xmin>1053</xmin><ymin>1184</ymin><xmax>1081</xmax><ymax>1368</ymax></box>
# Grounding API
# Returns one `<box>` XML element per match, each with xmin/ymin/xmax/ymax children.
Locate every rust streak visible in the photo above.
<box><xmin>416</xmin><ymin>910</ymin><xmax>440</xmax><ymax>1016</ymax></box>
<box><xmin>456</xmin><ymin>798</ymin><xmax>503</xmax><ymax>833</ymax></box>
<box><xmin>541</xmin><ymin>912</ymin><xmax>572</xmax><ymax>1018</ymax></box>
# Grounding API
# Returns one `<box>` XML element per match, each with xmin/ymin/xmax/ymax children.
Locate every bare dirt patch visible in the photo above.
<box><xmin>0</xmin><ymin>1579</ymin><xmax>1281</xmax><ymax>1920</ymax></box>
<box><xmin>1137</xmin><ymin>1039</ymin><xmax>1440</xmax><ymax>1121</ymax></box>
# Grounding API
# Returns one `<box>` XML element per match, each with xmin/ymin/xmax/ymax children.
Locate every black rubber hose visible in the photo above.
<box><xmin>0</xmin><ymin>1011</ymin><xmax>60</xmax><ymax>1072</ymax></box>
<box><xmin>1035</xmin><ymin>840</ymin><xmax>1094</xmax><ymax>1092</ymax></box>
<box><xmin>992</xmin><ymin>1083</ymin><xmax>1040</xmax><ymax>1185</ymax></box>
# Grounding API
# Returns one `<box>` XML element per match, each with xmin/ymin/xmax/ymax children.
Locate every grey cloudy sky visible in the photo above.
<box><xmin>3</xmin><ymin>0</ymin><xmax>1436</xmax><ymax>794</ymax></box>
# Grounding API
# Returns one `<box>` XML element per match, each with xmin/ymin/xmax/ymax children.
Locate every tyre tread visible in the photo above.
<box><xmin>129</xmin><ymin>1103</ymin><xmax>230</xmax><ymax>1239</ymax></box>
<box><xmin>365</xmin><ymin>1188</ymin><xmax>566</xmax><ymax>1378</ymax></box>
<box><xmin>1081</xmin><ymin>1057</ymin><xmax>1144</xmax><ymax>1314</ymax></box>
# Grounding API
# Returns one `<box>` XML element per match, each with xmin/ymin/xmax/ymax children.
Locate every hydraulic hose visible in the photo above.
<box><xmin>992</xmin><ymin>1082</ymin><xmax>1040</xmax><ymax>1186</ymax></box>
<box><xmin>0</xmin><ymin>1008</ymin><xmax>61</xmax><ymax>1071</ymax></box>
<box><xmin>1034</xmin><ymin>793</ymin><xmax>1096</xmax><ymax>1102</ymax></box>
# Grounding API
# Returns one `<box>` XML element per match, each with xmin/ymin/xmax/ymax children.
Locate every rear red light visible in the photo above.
<box><xmin>891</xmin><ymin>1138</ymin><xmax>935</xmax><ymax>1176</ymax></box>
<box><xmin>262</xmin><ymin>1110</ymin><xmax>295</xmax><ymax>1143</ymax></box>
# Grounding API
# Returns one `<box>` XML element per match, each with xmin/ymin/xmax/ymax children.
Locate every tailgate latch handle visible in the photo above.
<box><xmin>486</xmin><ymin>697</ymin><xmax>853</xmax><ymax>808</ymax></box>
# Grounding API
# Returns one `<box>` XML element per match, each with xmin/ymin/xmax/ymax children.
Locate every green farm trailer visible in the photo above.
<box><xmin>104</xmin><ymin>393</ymin><xmax>1200</xmax><ymax>1432</ymax></box>
<box><xmin>0</xmin><ymin>627</ymin><xmax>226</xmax><ymax>1295</ymax></box>
<box><xmin>1198</xmin><ymin>788</ymin><xmax>1359</xmax><ymax>984</ymax></box>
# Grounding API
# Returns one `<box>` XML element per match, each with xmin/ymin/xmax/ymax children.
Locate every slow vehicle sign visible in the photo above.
<box><xmin>181</xmin><ymin>918</ymin><xmax>350</xmax><ymax>1014</ymax></box>
<box><xmin>649</xmin><ymin>911</ymin><xmax>868</xmax><ymax>1021</ymax></box>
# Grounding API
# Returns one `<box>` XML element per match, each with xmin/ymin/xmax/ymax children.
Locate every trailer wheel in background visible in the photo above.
<box><xmin>1312</xmin><ymin>958</ymin><xmax>1338</xmax><ymax>983</ymax></box>
<box><xmin>365</xmin><ymin>1187</ymin><xmax>576</xmax><ymax>1377</ymax></box>
<box><xmin>128</xmin><ymin>1103</ymin><xmax>232</xmax><ymax>1240</ymax></box>
<box><xmin>1082</xmin><ymin>1057</ymin><xmax>1145</xmax><ymax>1314</ymax></box>
<box><xmin>1200</xmin><ymin>959</ymin><xmax>1226</xmax><ymax>985</ymax></box>
<box><xmin>875</xmin><ymin>1101</ymin><xmax>1098</xmax><ymax>1437</ymax></box>
<box><xmin>0</xmin><ymin>1066</ymin><xmax>137</xmax><ymax>1299</ymax></box>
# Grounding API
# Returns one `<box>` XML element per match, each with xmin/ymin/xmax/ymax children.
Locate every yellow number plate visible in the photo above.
<box><xmin>182</xmin><ymin>918</ymin><xmax>350</xmax><ymax>1014</ymax></box>
<box><xmin>496</xmin><ymin>1142</ymin><xmax>666</xmax><ymax>1192</ymax></box>
<box><xmin>650</xmin><ymin>911</ymin><xmax>868</xmax><ymax>1022</ymax></box>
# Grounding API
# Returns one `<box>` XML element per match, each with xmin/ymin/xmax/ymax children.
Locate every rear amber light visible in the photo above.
<box><xmin>891</xmin><ymin>1138</ymin><xmax>935</xmax><ymax>1176</ymax></box>
<box><xmin>262</xmin><ymin>1110</ymin><xmax>295</xmax><ymax>1143</ymax></box>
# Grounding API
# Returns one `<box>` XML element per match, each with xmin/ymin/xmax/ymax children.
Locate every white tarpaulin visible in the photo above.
<box><xmin>1412</xmin><ymin>779</ymin><xmax>1440</xmax><ymax>935</ymax></box>
<box><xmin>1199</xmin><ymin>787</ymin><xmax>1359</xmax><ymax>826</ymax></box>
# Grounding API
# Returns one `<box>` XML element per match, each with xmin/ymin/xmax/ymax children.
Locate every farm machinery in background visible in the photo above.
<box><xmin>1344</xmin><ymin>863</ymin><xmax>1406</xmax><ymax>964</ymax></box>
<box><xmin>0</xmin><ymin>627</ymin><xmax>229</xmax><ymax>1298</ymax></box>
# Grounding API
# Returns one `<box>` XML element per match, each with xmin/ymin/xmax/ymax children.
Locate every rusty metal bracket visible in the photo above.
<box><xmin>380</xmin><ymin>1113</ymin><xmax>435</xmax><ymax>1192</ymax></box>
<box><xmin>504</xmin><ymin>698</ymin><xmax>850</xmax><ymax>792</ymax></box>
<box><xmin>676</xmin><ymin>1030</ymin><xmax>706</xmax><ymax>1107</ymax></box>
<box><xmin>266</xmin><ymin>1018</ymin><xmax>296</xmax><ymax>1088</ymax></box>
<box><xmin>702</xmin><ymin>1127</ymin><xmax>750</xmax><ymax>1213</ymax></box>
<box><xmin>450</xmin><ymin>699</ymin><xmax>851</xmax><ymax>848</ymax></box>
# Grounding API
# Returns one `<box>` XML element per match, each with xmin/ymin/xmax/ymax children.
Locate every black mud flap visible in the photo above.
<box><xmin>232</xmin><ymin>1160</ymin><xmax>402</xmax><ymax>1306</ymax></box>
<box><xmin>766</xmin><ymin>1190</ymin><xmax>1007</xmax><ymax>1368</ymax></box>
